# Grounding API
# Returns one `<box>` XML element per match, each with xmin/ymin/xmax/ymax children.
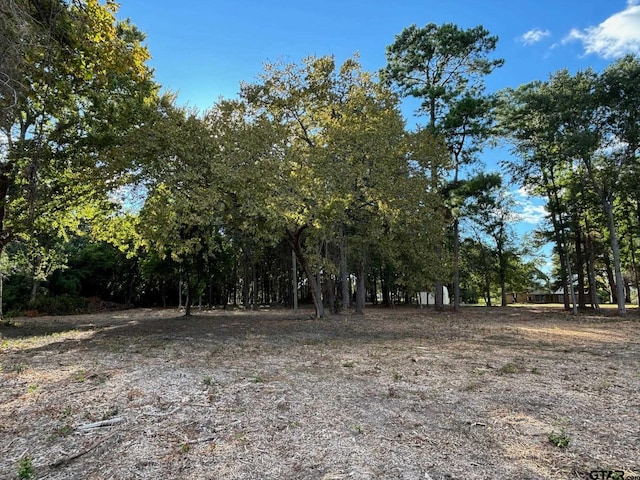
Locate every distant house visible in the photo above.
<box><xmin>522</xmin><ymin>288</ymin><xmax>586</xmax><ymax>304</ymax></box>
<box><xmin>508</xmin><ymin>292</ymin><xmax>529</xmax><ymax>303</ymax></box>
<box><xmin>527</xmin><ymin>290</ymin><xmax>556</xmax><ymax>303</ymax></box>
<box><xmin>552</xmin><ymin>288</ymin><xmax>566</xmax><ymax>304</ymax></box>
<box><xmin>506</xmin><ymin>290</ymin><xmax>555</xmax><ymax>304</ymax></box>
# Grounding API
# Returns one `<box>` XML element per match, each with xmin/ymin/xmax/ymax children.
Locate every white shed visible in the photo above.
<box><xmin>417</xmin><ymin>287</ymin><xmax>450</xmax><ymax>306</ymax></box>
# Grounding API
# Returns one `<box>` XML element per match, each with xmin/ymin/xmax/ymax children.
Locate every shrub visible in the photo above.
<box><xmin>17</xmin><ymin>455</ymin><xmax>35</xmax><ymax>479</ymax></box>
<box><xmin>30</xmin><ymin>295</ymin><xmax>89</xmax><ymax>315</ymax></box>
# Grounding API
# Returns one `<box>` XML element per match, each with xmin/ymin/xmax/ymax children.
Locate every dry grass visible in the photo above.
<box><xmin>1</xmin><ymin>305</ymin><xmax>639</xmax><ymax>479</ymax></box>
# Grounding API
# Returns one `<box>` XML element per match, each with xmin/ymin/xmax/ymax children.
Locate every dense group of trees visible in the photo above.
<box><xmin>1</xmin><ymin>1</ymin><xmax>638</xmax><ymax>318</ymax></box>
<box><xmin>500</xmin><ymin>55</ymin><xmax>640</xmax><ymax>316</ymax></box>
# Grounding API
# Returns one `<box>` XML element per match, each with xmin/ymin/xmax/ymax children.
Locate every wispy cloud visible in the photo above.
<box><xmin>512</xmin><ymin>187</ymin><xmax>547</xmax><ymax>224</ymax></box>
<box><xmin>519</xmin><ymin>28</ymin><xmax>551</xmax><ymax>46</ymax></box>
<box><xmin>564</xmin><ymin>2</ymin><xmax>640</xmax><ymax>58</ymax></box>
<box><xmin>516</xmin><ymin>204</ymin><xmax>548</xmax><ymax>224</ymax></box>
<box><xmin>516</xmin><ymin>186</ymin><xmax>535</xmax><ymax>198</ymax></box>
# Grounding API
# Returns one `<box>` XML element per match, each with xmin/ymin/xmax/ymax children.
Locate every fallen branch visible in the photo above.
<box><xmin>185</xmin><ymin>434</ymin><xmax>218</xmax><ymax>445</ymax></box>
<box><xmin>77</xmin><ymin>417</ymin><xmax>125</xmax><ymax>431</ymax></box>
<box><xmin>50</xmin><ymin>431</ymin><xmax>119</xmax><ymax>468</ymax></box>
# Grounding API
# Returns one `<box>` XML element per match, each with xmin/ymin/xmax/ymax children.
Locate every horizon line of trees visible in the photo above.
<box><xmin>1</xmin><ymin>1</ymin><xmax>638</xmax><ymax>317</ymax></box>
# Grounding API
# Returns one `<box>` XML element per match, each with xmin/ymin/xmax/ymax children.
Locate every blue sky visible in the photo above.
<box><xmin>115</xmin><ymin>0</ymin><xmax>640</xmax><ymax>272</ymax></box>
<box><xmin>116</xmin><ymin>1</ymin><xmax>639</xmax><ymax>108</ymax></box>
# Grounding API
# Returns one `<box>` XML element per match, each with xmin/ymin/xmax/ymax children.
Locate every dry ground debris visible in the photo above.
<box><xmin>1</xmin><ymin>306</ymin><xmax>639</xmax><ymax>479</ymax></box>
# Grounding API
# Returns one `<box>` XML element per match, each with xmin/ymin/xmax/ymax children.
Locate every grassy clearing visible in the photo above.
<box><xmin>0</xmin><ymin>306</ymin><xmax>638</xmax><ymax>479</ymax></box>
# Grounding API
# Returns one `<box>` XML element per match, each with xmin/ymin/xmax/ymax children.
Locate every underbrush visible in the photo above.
<box><xmin>5</xmin><ymin>295</ymin><xmax>129</xmax><ymax>317</ymax></box>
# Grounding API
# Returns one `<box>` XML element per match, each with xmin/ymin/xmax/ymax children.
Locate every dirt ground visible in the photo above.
<box><xmin>0</xmin><ymin>305</ymin><xmax>638</xmax><ymax>480</ymax></box>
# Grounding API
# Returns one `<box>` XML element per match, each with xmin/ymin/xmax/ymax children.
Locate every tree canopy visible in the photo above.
<box><xmin>1</xmin><ymin>7</ymin><xmax>638</xmax><ymax>317</ymax></box>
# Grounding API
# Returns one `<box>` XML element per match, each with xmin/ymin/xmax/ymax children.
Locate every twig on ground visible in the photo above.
<box><xmin>50</xmin><ymin>431</ymin><xmax>119</xmax><ymax>468</ymax></box>
<box><xmin>77</xmin><ymin>417</ymin><xmax>126</xmax><ymax>431</ymax></box>
<box><xmin>185</xmin><ymin>434</ymin><xmax>218</xmax><ymax>445</ymax></box>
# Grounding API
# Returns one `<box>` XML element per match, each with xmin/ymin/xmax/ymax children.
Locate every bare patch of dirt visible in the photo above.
<box><xmin>1</xmin><ymin>306</ymin><xmax>638</xmax><ymax>479</ymax></box>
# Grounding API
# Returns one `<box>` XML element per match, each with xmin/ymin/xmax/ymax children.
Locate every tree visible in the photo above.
<box><xmin>382</xmin><ymin>22</ymin><xmax>504</xmax><ymax>309</ymax></box>
<box><xmin>135</xmin><ymin>102</ymin><xmax>223</xmax><ymax>316</ymax></box>
<box><xmin>500</xmin><ymin>57</ymin><xmax>640</xmax><ymax>316</ymax></box>
<box><xmin>462</xmin><ymin>173</ymin><xmax>519</xmax><ymax>306</ymax></box>
<box><xmin>0</xmin><ymin>0</ymin><xmax>157</xmax><ymax>314</ymax></box>
<box><xmin>402</xmin><ymin>127</ymin><xmax>452</xmax><ymax>297</ymax></box>
<box><xmin>239</xmin><ymin>55</ymin><xmax>423</xmax><ymax>317</ymax></box>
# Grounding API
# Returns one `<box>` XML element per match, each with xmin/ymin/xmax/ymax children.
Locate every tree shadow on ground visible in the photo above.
<box><xmin>2</xmin><ymin>305</ymin><xmax>638</xmax><ymax>362</ymax></box>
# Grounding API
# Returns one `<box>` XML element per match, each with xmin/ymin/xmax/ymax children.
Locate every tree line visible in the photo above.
<box><xmin>1</xmin><ymin>1</ymin><xmax>638</xmax><ymax>317</ymax></box>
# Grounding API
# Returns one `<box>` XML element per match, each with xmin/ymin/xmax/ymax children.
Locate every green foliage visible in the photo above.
<box><xmin>498</xmin><ymin>363</ymin><xmax>520</xmax><ymax>374</ymax></box>
<box><xmin>16</xmin><ymin>455</ymin><xmax>35</xmax><ymax>479</ymax></box>
<box><xmin>500</xmin><ymin>55</ymin><xmax>640</xmax><ymax>315</ymax></box>
<box><xmin>55</xmin><ymin>422</ymin><xmax>73</xmax><ymax>437</ymax></box>
<box><xmin>382</xmin><ymin>23</ymin><xmax>504</xmax><ymax>124</ymax></box>
<box><xmin>232</xmin><ymin>54</ymin><xmax>448</xmax><ymax>315</ymax></box>
<box><xmin>547</xmin><ymin>428</ymin><xmax>570</xmax><ymax>448</ymax></box>
<box><xmin>383</xmin><ymin>23</ymin><xmax>504</xmax><ymax>308</ymax></box>
<box><xmin>0</xmin><ymin>0</ymin><xmax>159</xmax><ymax>316</ymax></box>
<box><xmin>29</xmin><ymin>295</ymin><xmax>88</xmax><ymax>316</ymax></box>
<box><xmin>16</xmin><ymin>11</ymin><xmax>639</xmax><ymax>314</ymax></box>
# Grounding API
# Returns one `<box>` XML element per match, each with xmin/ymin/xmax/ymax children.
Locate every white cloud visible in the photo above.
<box><xmin>516</xmin><ymin>203</ymin><xmax>548</xmax><ymax>225</ymax></box>
<box><xmin>564</xmin><ymin>3</ymin><xmax>640</xmax><ymax>58</ymax></box>
<box><xmin>516</xmin><ymin>185</ymin><xmax>534</xmax><ymax>198</ymax></box>
<box><xmin>519</xmin><ymin>28</ymin><xmax>551</xmax><ymax>46</ymax></box>
<box><xmin>511</xmin><ymin>187</ymin><xmax>548</xmax><ymax>224</ymax></box>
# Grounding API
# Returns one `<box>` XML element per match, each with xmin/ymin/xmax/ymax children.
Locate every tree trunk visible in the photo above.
<box><xmin>0</xmin><ymin>265</ymin><xmax>3</xmax><ymax>320</ymax></box>
<box><xmin>370</xmin><ymin>273</ymin><xmax>378</xmax><ymax>305</ymax></box>
<box><xmin>252</xmin><ymin>261</ymin><xmax>258</xmax><ymax>309</ymax></box>
<box><xmin>339</xmin><ymin>238</ymin><xmax>350</xmax><ymax>310</ymax></box>
<box><xmin>355</xmin><ymin>263</ymin><xmax>366</xmax><ymax>314</ymax></box>
<box><xmin>484</xmin><ymin>272</ymin><xmax>492</xmax><ymax>307</ymax></box>
<box><xmin>497</xmin><ymin>239</ymin><xmax>507</xmax><ymax>307</ymax></box>
<box><xmin>184</xmin><ymin>269</ymin><xmax>192</xmax><ymax>317</ymax></box>
<box><xmin>481</xmin><ymin>245</ymin><xmax>492</xmax><ymax>307</ymax></box>
<box><xmin>0</xmin><ymin>166</ymin><xmax>14</xmax><ymax>287</ymax></box>
<box><xmin>453</xmin><ymin>218</ymin><xmax>461</xmax><ymax>311</ymax></box>
<box><xmin>232</xmin><ymin>259</ymin><xmax>238</xmax><ymax>306</ymax></box>
<box><xmin>324</xmin><ymin>274</ymin><xmax>336</xmax><ymax>314</ymax></box>
<box><xmin>500</xmin><ymin>279</ymin><xmax>507</xmax><ymax>307</ymax></box>
<box><xmin>291</xmin><ymin>249</ymin><xmax>298</xmax><ymax>310</ymax></box>
<box><xmin>624</xmin><ymin>278</ymin><xmax>631</xmax><ymax>304</ymax></box>
<box><xmin>565</xmin><ymin>247</ymin><xmax>578</xmax><ymax>316</ymax></box>
<box><xmin>288</xmin><ymin>227</ymin><xmax>324</xmax><ymax>318</ymax></box>
<box><xmin>30</xmin><ymin>279</ymin><xmax>39</xmax><ymax>305</ymax></box>
<box><xmin>434</xmin><ymin>280</ymin><xmax>444</xmax><ymax>310</ymax></box>
<box><xmin>575</xmin><ymin>224</ymin><xmax>586</xmax><ymax>309</ymax></box>
<box><xmin>381</xmin><ymin>266</ymin><xmax>391</xmax><ymax>307</ymax></box>
<box><xmin>544</xmin><ymin>169</ymin><xmax>570</xmax><ymax>310</ymax></box>
<box><xmin>629</xmin><ymin>236</ymin><xmax>640</xmax><ymax>308</ymax></box>
<box><xmin>603</xmin><ymin>198</ymin><xmax>626</xmax><ymax>315</ymax></box>
<box><xmin>241</xmin><ymin>252</ymin><xmax>250</xmax><ymax>308</ymax></box>
<box><xmin>603</xmin><ymin>252</ymin><xmax>617</xmax><ymax>304</ymax></box>
<box><xmin>585</xmin><ymin>232</ymin><xmax>601</xmax><ymax>313</ymax></box>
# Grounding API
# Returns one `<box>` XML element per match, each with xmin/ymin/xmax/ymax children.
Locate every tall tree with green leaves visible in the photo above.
<box><xmin>0</xmin><ymin>0</ymin><xmax>157</xmax><ymax>313</ymax></box>
<box><xmin>467</xmin><ymin>179</ymin><xmax>519</xmax><ymax>307</ymax></box>
<box><xmin>382</xmin><ymin>22</ymin><xmax>504</xmax><ymax>309</ymax></box>
<box><xmin>134</xmin><ymin>100</ymin><xmax>225</xmax><ymax>316</ymax></box>
<box><xmin>239</xmin><ymin>55</ymin><xmax>422</xmax><ymax>317</ymax></box>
